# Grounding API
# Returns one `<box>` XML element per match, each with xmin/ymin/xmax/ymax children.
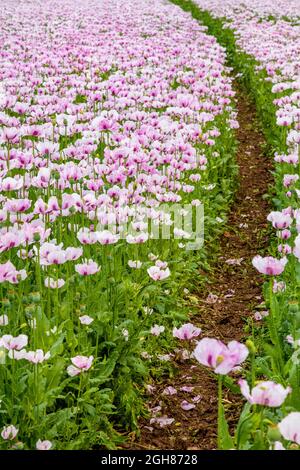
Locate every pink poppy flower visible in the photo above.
<box><xmin>279</xmin><ymin>412</ymin><xmax>300</xmax><ymax>444</ymax></box>
<box><xmin>267</xmin><ymin>211</ymin><xmax>293</xmax><ymax>229</ymax></box>
<box><xmin>0</xmin><ymin>261</ymin><xmax>27</xmax><ymax>284</ymax></box>
<box><xmin>67</xmin><ymin>355</ymin><xmax>93</xmax><ymax>376</ymax></box>
<box><xmin>273</xmin><ymin>441</ymin><xmax>286</xmax><ymax>450</ymax></box>
<box><xmin>0</xmin><ymin>334</ymin><xmax>28</xmax><ymax>351</ymax></box>
<box><xmin>193</xmin><ymin>338</ymin><xmax>248</xmax><ymax>375</ymax></box>
<box><xmin>25</xmin><ymin>349</ymin><xmax>51</xmax><ymax>364</ymax></box>
<box><xmin>0</xmin><ymin>314</ymin><xmax>9</xmax><ymax>326</ymax></box>
<box><xmin>65</xmin><ymin>247</ymin><xmax>83</xmax><ymax>261</ymax></box>
<box><xmin>75</xmin><ymin>260</ymin><xmax>100</xmax><ymax>276</ymax></box>
<box><xmin>1</xmin><ymin>425</ymin><xmax>18</xmax><ymax>440</ymax></box>
<box><xmin>206</xmin><ymin>293</ymin><xmax>218</xmax><ymax>304</ymax></box>
<box><xmin>181</xmin><ymin>400</ymin><xmax>196</xmax><ymax>411</ymax></box>
<box><xmin>8</xmin><ymin>349</ymin><xmax>28</xmax><ymax>360</ymax></box>
<box><xmin>150</xmin><ymin>324</ymin><xmax>165</xmax><ymax>336</ymax></box>
<box><xmin>147</xmin><ymin>266</ymin><xmax>170</xmax><ymax>281</ymax></box>
<box><xmin>1</xmin><ymin>177</ymin><xmax>23</xmax><ymax>192</ymax></box>
<box><xmin>36</xmin><ymin>439</ymin><xmax>52</xmax><ymax>450</ymax></box>
<box><xmin>252</xmin><ymin>256</ymin><xmax>288</xmax><ymax>276</ymax></box>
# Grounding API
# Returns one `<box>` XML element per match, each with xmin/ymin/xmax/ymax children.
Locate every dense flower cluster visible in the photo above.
<box><xmin>0</xmin><ymin>0</ymin><xmax>238</xmax><ymax>284</ymax></box>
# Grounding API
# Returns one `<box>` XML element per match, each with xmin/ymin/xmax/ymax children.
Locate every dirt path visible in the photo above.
<box><xmin>127</xmin><ymin>83</ymin><xmax>273</xmax><ymax>450</ymax></box>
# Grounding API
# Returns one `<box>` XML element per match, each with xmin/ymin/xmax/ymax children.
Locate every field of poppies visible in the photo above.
<box><xmin>0</xmin><ymin>0</ymin><xmax>299</xmax><ymax>452</ymax></box>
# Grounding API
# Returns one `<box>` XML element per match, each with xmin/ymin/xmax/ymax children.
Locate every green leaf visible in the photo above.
<box><xmin>218</xmin><ymin>402</ymin><xmax>234</xmax><ymax>450</ymax></box>
<box><xmin>288</xmin><ymin>364</ymin><xmax>300</xmax><ymax>410</ymax></box>
<box><xmin>46</xmin><ymin>357</ymin><xmax>65</xmax><ymax>389</ymax></box>
<box><xmin>235</xmin><ymin>403</ymin><xmax>253</xmax><ymax>449</ymax></box>
<box><xmin>50</xmin><ymin>333</ymin><xmax>65</xmax><ymax>357</ymax></box>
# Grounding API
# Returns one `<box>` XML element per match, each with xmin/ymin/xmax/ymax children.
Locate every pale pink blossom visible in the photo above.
<box><xmin>126</xmin><ymin>233</ymin><xmax>149</xmax><ymax>244</ymax></box>
<box><xmin>273</xmin><ymin>441</ymin><xmax>286</xmax><ymax>450</ymax></box>
<box><xmin>1</xmin><ymin>425</ymin><xmax>18</xmax><ymax>440</ymax></box>
<box><xmin>273</xmin><ymin>279</ymin><xmax>286</xmax><ymax>294</ymax></box>
<box><xmin>239</xmin><ymin>380</ymin><xmax>291</xmax><ymax>407</ymax></box>
<box><xmin>147</xmin><ymin>266</ymin><xmax>170</xmax><ymax>281</ymax></box>
<box><xmin>181</xmin><ymin>400</ymin><xmax>196</xmax><ymax>411</ymax></box>
<box><xmin>252</xmin><ymin>256</ymin><xmax>288</xmax><ymax>276</ymax></box>
<box><xmin>77</xmin><ymin>228</ymin><xmax>98</xmax><ymax>245</ymax></box>
<box><xmin>67</xmin><ymin>365</ymin><xmax>82</xmax><ymax>377</ymax></box>
<box><xmin>277</xmin><ymin>230</ymin><xmax>292</xmax><ymax>243</ymax></box>
<box><xmin>1</xmin><ymin>176</ymin><xmax>22</xmax><ymax>191</ymax></box>
<box><xmin>283</xmin><ymin>174</ymin><xmax>299</xmax><ymax>188</ymax></box>
<box><xmin>75</xmin><ymin>260</ymin><xmax>100</xmax><ymax>276</ymax></box>
<box><xmin>225</xmin><ymin>258</ymin><xmax>244</xmax><ymax>266</ymax></box>
<box><xmin>150</xmin><ymin>324</ymin><xmax>165</xmax><ymax>336</ymax></box>
<box><xmin>192</xmin><ymin>395</ymin><xmax>202</xmax><ymax>403</ymax></box>
<box><xmin>8</xmin><ymin>349</ymin><xmax>28</xmax><ymax>360</ymax></box>
<box><xmin>79</xmin><ymin>315</ymin><xmax>94</xmax><ymax>325</ymax></box>
<box><xmin>46</xmin><ymin>250</ymin><xmax>66</xmax><ymax>266</ymax></box>
<box><xmin>36</xmin><ymin>439</ymin><xmax>52</xmax><ymax>450</ymax></box>
<box><xmin>286</xmin><ymin>335</ymin><xmax>294</xmax><ymax>345</ymax></box>
<box><xmin>206</xmin><ymin>293</ymin><xmax>218</xmax><ymax>304</ymax></box>
<box><xmin>193</xmin><ymin>338</ymin><xmax>248</xmax><ymax>375</ymax></box>
<box><xmin>149</xmin><ymin>416</ymin><xmax>174</xmax><ymax>428</ymax></box>
<box><xmin>162</xmin><ymin>386</ymin><xmax>177</xmax><ymax>396</ymax></box>
<box><xmin>0</xmin><ymin>261</ymin><xmax>27</xmax><ymax>284</ymax></box>
<box><xmin>279</xmin><ymin>412</ymin><xmax>300</xmax><ymax>444</ymax></box>
<box><xmin>44</xmin><ymin>277</ymin><xmax>65</xmax><ymax>289</ymax></box>
<box><xmin>267</xmin><ymin>211</ymin><xmax>293</xmax><ymax>229</ymax></box>
<box><xmin>67</xmin><ymin>355</ymin><xmax>93</xmax><ymax>376</ymax></box>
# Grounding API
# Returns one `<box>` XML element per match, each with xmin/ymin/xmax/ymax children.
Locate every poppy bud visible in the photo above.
<box><xmin>33</xmin><ymin>232</ymin><xmax>41</xmax><ymax>242</ymax></box>
<box><xmin>246</xmin><ymin>339</ymin><xmax>257</xmax><ymax>354</ymax></box>
<box><xmin>267</xmin><ymin>424</ymin><xmax>281</xmax><ymax>442</ymax></box>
